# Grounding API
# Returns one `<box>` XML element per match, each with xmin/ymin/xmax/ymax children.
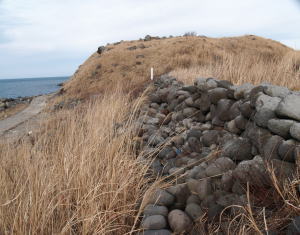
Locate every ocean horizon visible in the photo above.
<box><xmin>0</xmin><ymin>76</ymin><xmax>70</xmax><ymax>98</ymax></box>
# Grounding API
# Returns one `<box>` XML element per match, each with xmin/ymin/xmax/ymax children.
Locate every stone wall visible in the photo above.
<box><xmin>136</xmin><ymin>75</ymin><xmax>300</xmax><ymax>234</ymax></box>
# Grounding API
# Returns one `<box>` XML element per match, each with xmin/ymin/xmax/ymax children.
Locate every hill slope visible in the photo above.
<box><xmin>0</xmin><ymin>35</ymin><xmax>300</xmax><ymax>234</ymax></box>
<box><xmin>62</xmin><ymin>35</ymin><xmax>299</xmax><ymax>100</ymax></box>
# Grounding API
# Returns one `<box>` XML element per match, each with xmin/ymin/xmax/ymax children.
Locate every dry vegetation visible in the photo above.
<box><xmin>170</xmin><ymin>50</ymin><xmax>300</xmax><ymax>89</ymax></box>
<box><xmin>62</xmin><ymin>35</ymin><xmax>300</xmax><ymax>101</ymax></box>
<box><xmin>0</xmin><ymin>35</ymin><xmax>300</xmax><ymax>234</ymax></box>
<box><xmin>0</xmin><ymin>92</ymin><xmax>152</xmax><ymax>234</ymax></box>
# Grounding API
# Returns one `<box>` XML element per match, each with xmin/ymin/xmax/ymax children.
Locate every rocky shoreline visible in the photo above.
<box><xmin>135</xmin><ymin>75</ymin><xmax>300</xmax><ymax>234</ymax></box>
<box><xmin>0</xmin><ymin>97</ymin><xmax>33</xmax><ymax>112</ymax></box>
<box><xmin>0</xmin><ymin>80</ymin><xmax>66</xmax><ymax>114</ymax></box>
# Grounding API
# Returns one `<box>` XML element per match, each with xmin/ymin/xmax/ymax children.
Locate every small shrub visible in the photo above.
<box><xmin>183</xmin><ymin>31</ymin><xmax>197</xmax><ymax>36</ymax></box>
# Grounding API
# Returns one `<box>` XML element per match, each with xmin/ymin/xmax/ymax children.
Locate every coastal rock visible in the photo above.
<box><xmin>168</xmin><ymin>209</ymin><xmax>193</xmax><ymax>233</ymax></box>
<box><xmin>144</xmin><ymin>205</ymin><xmax>168</xmax><ymax>217</ymax></box>
<box><xmin>255</xmin><ymin>94</ymin><xmax>281</xmax><ymax>112</ymax></box>
<box><xmin>254</xmin><ymin>108</ymin><xmax>276</xmax><ymax>128</ymax></box>
<box><xmin>187</xmin><ymin>178</ymin><xmax>212</xmax><ymax>200</ymax></box>
<box><xmin>233</xmin><ymin>83</ymin><xmax>254</xmax><ymax>99</ymax></box>
<box><xmin>263</xmin><ymin>84</ymin><xmax>290</xmax><ymax>98</ymax></box>
<box><xmin>137</xmin><ymin>75</ymin><xmax>300</xmax><ymax>232</ymax></box>
<box><xmin>158</xmin><ymin>147</ymin><xmax>176</xmax><ymax>159</ymax></box>
<box><xmin>142</xmin><ymin>230</ymin><xmax>171</xmax><ymax>235</ymax></box>
<box><xmin>262</xmin><ymin>135</ymin><xmax>283</xmax><ymax>160</ymax></box>
<box><xmin>290</xmin><ymin>122</ymin><xmax>300</xmax><ymax>141</ymax></box>
<box><xmin>185</xmin><ymin>203</ymin><xmax>204</xmax><ymax>221</ymax></box>
<box><xmin>97</xmin><ymin>46</ymin><xmax>105</xmax><ymax>54</ymax></box>
<box><xmin>188</xmin><ymin>137</ymin><xmax>202</xmax><ymax>153</ymax></box>
<box><xmin>239</xmin><ymin>101</ymin><xmax>253</xmax><ymax>118</ymax></box>
<box><xmin>208</xmin><ymin>88</ymin><xmax>228</xmax><ymax>105</ymax></box>
<box><xmin>221</xmin><ymin>171</ymin><xmax>234</xmax><ymax>191</ymax></box>
<box><xmin>234</xmin><ymin>115</ymin><xmax>248</xmax><ymax>130</ymax></box>
<box><xmin>207</xmin><ymin>203</ymin><xmax>224</xmax><ymax>221</ymax></box>
<box><xmin>148</xmin><ymin>189</ymin><xmax>175</xmax><ymax>206</ymax></box>
<box><xmin>276</xmin><ymin>94</ymin><xmax>300</xmax><ymax>121</ymax></box>
<box><xmin>141</xmin><ymin>215</ymin><xmax>167</xmax><ymax>230</ymax></box>
<box><xmin>278</xmin><ymin>140</ymin><xmax>297</xmax><ymax>162</ymax></box>
<box><xmin>221</xmin><ymin>138</ymin><xmax>252</xmax><ymax>161</ymax></box>
<box><xmin>267</xmin><ymin>119</ymin><xmax>295</xmax><ymax>138</ymax></box>
<box><xmin>215</xmin><ymin>99</ymin><xmax>235</xmax><ymax>122</ymax></box>
<box><xmin>233</xmin><ymin>156</ymin><xmax>270</xmax><ymax>187</ymax></box>
<box><xmin>201</xmin><ymin>130</ymin><xmax>220</xmax><ymax>147</ymax></box>
<box><xmin>244</xmin><ymin>122</ymin><xmax>272</xmax><ymax>153</ymax></box>
<box><xmin>225</xmin><ymin>120</ymin><xmax>241</xmax><ymax>134</ymax></box>
<box><xmin>229</xmin><ymin>101</ymin><xmax>241</xmax><ymax>120</ymax></box>
<box><xmin>195</xmin><ymin>78</ymin><xmax>218</xmax><ymax>91</ymax></box>
<box><xmin>186</xmin><ymin>195</ymin><xmax>201</xmax><ymax>205</ymax></box>
<box><xmin>166</xmin><ymin>184</ymin><xmax>190</xmax><ymax>205</ymax></box>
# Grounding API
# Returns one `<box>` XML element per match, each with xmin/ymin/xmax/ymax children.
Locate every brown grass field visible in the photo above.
<box><xmin>0</xmin><ymin>35</ymin><xmax>300</xmax><ymax>234</ymax></box>
<box><xmin>63</xmin><ymin>35</ymin><xmax>300</xmax><ymax>100</ymax></box>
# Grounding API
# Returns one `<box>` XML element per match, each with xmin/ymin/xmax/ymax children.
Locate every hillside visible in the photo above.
<box><xmin>62</xmin><ymin>35</ymin><xmax>299</xmax><ymax>101</ymax></box>
<box><xmin>0</xmin><ymin>35</ymin><xmax>300</xmax><ymax>234</ymax></box>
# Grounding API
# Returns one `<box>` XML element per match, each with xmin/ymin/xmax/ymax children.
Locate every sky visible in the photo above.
<box><xmin>0</xmin><ymin>0</ymin><xmax>300</xmax><ymax>79</ymax></box>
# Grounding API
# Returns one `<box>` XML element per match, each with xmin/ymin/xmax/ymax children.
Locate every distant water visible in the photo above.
<box><xmin>0</xmin><ymin>76</ymin><xmax>69</xmax><ymax>98</ymax></box>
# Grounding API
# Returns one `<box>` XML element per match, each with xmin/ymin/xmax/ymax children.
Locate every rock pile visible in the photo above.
<box><xmin>136</xmin><ymin>75</ymin><xmax>300</xmax><ymax>234</ymax></box>
<box><xmin>0</xmin><ymin>97</ymin><xmax>32</xmax><ymax>112</ymax></box>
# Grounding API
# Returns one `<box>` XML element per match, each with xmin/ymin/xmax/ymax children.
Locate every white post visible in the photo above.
<box><xmin>151</xmin><ymin>67</ymin><xmax>154</xmax><ymax>80</ymax></box>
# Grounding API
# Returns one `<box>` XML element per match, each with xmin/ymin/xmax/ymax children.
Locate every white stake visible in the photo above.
<box><xmin>151</xmin><ymin>67</ymin><xmax>154</xmax><ymax>80</ymax></box>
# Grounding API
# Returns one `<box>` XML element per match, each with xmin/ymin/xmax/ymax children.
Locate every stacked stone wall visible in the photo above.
<box><xmin>137</xmin><ymin>75</ymin><xmax>300</xmax><ymax>234</ymax></box>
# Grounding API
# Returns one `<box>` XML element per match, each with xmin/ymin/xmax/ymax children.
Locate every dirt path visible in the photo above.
<box><xmin>0</xmin><ymin>95</ymin><xmax>50</xmax><ymax>137</ymax></box>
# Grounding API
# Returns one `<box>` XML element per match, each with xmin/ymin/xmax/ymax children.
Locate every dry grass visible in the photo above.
<box><xmin>1</xmin><ymin>35</ymin><xmax>300</xmax><ymax>234</ymax></box>
<box><xmin>171</xmin><ymin>50</ymin><xmax>300</xmax><ymax>90</ymax></box>
<box><xmin>0</xmin><ymin>91</ymin><xmax>151</xmax><ymax>235</ymax></box>
<box><xmin>61</xmin><ymin>35</ymin><xmax>300</xmax><ymax>102</ymax></box>
<box><xmin>223</xmin><ymin>170</ymin><xmax>300</xmax><ymax>234</ymax></box>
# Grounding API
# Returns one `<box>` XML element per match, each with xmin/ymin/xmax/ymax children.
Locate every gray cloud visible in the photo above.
<box><xmin>0</xmin><ymin>0</ymin><xmax>300</xmax><ymax>78</ymax></box>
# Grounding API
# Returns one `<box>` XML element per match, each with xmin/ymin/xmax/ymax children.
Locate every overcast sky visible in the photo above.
<box><xmin>0</xmin><ymin>0</ymin><xmax>300</xmax><ymax>79</ymax></box>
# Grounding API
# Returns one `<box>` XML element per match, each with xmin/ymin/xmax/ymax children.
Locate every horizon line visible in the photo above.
<box><xmin>0</xmin><ymin>75</ymin><xmax>71</xmax><ymax>80</ymax></box>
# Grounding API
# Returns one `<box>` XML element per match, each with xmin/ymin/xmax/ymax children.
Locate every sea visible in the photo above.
<box><xmin>0</xmin><ymin>76</ymin><xmax>70</xmax><ymax>99</ymax></box>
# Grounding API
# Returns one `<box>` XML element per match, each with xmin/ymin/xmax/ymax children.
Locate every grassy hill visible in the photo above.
<box><xmin>62</xmin><ymin>35</ymin><xmax>299</xmax><ymax>101</ymax></box>
<box><xmin>0</xmin><ymin>35</ymin><xmax>299</xmax><ymax>234</ymax></box>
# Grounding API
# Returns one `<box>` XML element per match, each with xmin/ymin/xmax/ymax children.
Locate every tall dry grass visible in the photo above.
<box><xmin>0</xmin><ymin>92</ymin><xmax>150</xmax><ymax>234</ymax></box>
<box><xmin>61</xmin><ymin>35</ymin><xmax>300</xmax><ymax>101</ymax></box>
<box><xmin>170</xmin><ymin>51</ymin><xmax>300</xmax><ymax>90</ymax></box>
<box><xmin>1</xmin><ymin>35</ymin><xmax>300</xmax><ymax>234</ymax></box>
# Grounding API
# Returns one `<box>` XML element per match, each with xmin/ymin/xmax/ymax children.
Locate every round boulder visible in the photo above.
<box><xmin>278</xmin><ymin>140</ymin><xmax>296</xmax><ymax>162</ymax></box>
<box><xmin>168</xmin><ymin>209</ymin><xmax>193</xmax><ymax>233</ymax></box>
<box><xmin>187</xmin><ymin>178</ymin><xmax>212</xmax><ymax>200</ymax></box>
<box><xmin>254</xmin><ymin>108</ymin><xmax>276</xmax><ymax>128</ymax></box>
<box><xmin>208</xmin><ymin>88</ymin><xmax>228</xmax><ymax>105</ymax></box>
<box><xmin>239</xmin><ymin>101</ymin><xmax>253</xmax><ymax>118</ymax></box>
<box><xmin>141</xmin><ymin>215</ymin><xmax>167</xmax><ymax>230</ymax></box>
<box><xmin>201</xmin><ymin>130</ymin><xmax>220</xmax><ymax>147</ymax></box>
<box><xmin>148</xmin><ymin>189</ymin><xmax>175</xmax><ymax>206</ymax></box>
<box><xmin>290</xmin><ymin>122</ymin><xmax>300</xmax><ymax>141</ymax></box>
<box><xmin>267</xmin><ymin>119</ymin><xmax>295</xmax><ymax>138</ymax></box>
<box><xmin>144</xmin><ymin>205</ymin><xmax>168</xmax><ymax>217</ymax></box>
<box><xmin>234</xmin><ymin>115</ymin><xmax>248</xmax><ymax>130</ymax></box>
<box><xmin>276</xmin><ymin>94</ymin><xmax>300</xmax><ymax>122</ymax></box>
<box><xmin>185</xmin><ymin>203</ymin><xmax>204</xmax><ymax>221</ymax></box>
<box><xmin>221</xmin><ymin>138</ymin><xmax>252</xmax><ymax>161</ymax></box>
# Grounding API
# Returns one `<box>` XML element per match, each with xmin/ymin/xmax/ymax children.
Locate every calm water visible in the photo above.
<box><xmin>0</xmin><ymin>76</ymin><xmax>69</xmax><ymax>98</ymax></box>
